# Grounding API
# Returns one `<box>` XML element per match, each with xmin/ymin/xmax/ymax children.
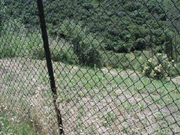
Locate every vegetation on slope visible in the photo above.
<box><xmin>1</xmin><ymin>0</ymin><xmax>180</xmax><ymax>78</ymax></box>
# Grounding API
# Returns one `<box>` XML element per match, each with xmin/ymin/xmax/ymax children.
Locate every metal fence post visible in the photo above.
<box><xmin>36</xmin><ymin>0</ymin><xmax>64</xmax><ymax>134</ymax></box>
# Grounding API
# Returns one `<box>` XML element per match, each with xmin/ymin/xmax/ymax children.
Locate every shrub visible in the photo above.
<box><xmin>134</xmin><ymin>38</ymin><xmax>146</xmax><ymax>50</ymax></box>
<box><xmin>162</xmin><ymin>30</ymin><xmax>180</xmax><ymax>60</ymax></box>
<box><xmin>101</xmin><ymin>51</ymin><xmax>136</xmax><ymax>69</ymax></box>
<box><xmin>57</xmin><ymin>19</ymin><xmax>103</xmax><ymax>67</ymax></box>
<box><xmin>101</xmin><ymin>51</ymin><xmax>122</xmax><ymax>68</ymax></box>
<box><xmin>0</xmin><ymin>0</ymin><xmax>8</xmax><ymax>34</ymax></box>
<box><xmin>0</xmin><ymin>19</ymin><xmax>44</xmax><ymax>59</ymax></box>
<box><xmin>50</xmin><ymin>46</ymin><xmax>79</xmax><ymax>65</ymax></box>
<box><xmin>0</xmin><ymin>19</ymin><xmax>28</xmax><ymax>58</ymax></box>
<box><xmin>142</xmin><ymin>53</ymin><xmax>178</xmax><ymax>79</ymax></box>
<box><xmin>0</xmin><ymin>45</ymin><xmax>16</xmax><ymax>58</ymax></box>
<box><xmin>172</xmin><ymin>36</ymin><xmax>180</xmax><ymax>61</ymax></box>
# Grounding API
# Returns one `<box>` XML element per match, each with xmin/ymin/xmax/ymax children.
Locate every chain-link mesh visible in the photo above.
<box><xmin>1</xmin><ymin>0</ymin><xmax>180</xmax><ymax>135</ymax></box>
<box><xmin>0</xmin><ymin>0</ymin><xmax>60</xmax><ymax>134</ymax></box>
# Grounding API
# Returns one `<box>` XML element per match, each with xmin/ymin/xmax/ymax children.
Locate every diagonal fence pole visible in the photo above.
<box><xmin>36</xmin><ymin>0</ymin><xmax>64</xmax><ymax>134</ymax></box>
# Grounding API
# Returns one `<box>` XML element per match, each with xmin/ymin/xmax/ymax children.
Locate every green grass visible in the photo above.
<box><xmin>53</xmin><ymin>64</ymin><xmax>180</xmax><ymax>105</ymax></box>
<box><xmin>52</xmin><ymin>61</ymin><xmax>179</xmax><ymax>134</ymax></box>
<box><xmin>0</xmin><ymin>107</ymin><xmax>42</xmax><ymax>135</ymax></box>
<box><xmin>1</xmin><ymin>57</ymin><xmax>179</xmax><ymax>134</ymax></box>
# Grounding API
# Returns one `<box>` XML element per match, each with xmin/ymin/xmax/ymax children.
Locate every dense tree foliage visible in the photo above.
<box><xmin>3</xmin><ymin>0</ymin><xmax>180</xmax><ymax>69</ymax></box>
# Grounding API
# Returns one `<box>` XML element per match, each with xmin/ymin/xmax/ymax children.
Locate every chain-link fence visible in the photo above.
<box><xmin>0</xmin><ymin>0</ymin><xmax>180</xmax><ymax>134</ymax></box>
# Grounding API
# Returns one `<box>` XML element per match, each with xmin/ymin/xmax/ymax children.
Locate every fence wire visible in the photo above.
<box><xmin>0</xmin><ymin>0</ymin><xmax>180</xmax><ymax>135</ymax></box>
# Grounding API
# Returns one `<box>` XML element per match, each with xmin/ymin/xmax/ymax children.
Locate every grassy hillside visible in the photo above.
<box><xmin>1</xmin><ymin>0</ymin><xmax>180</xmax><ymax>77</ymax></box>
<box><xmin>1</xmin><ymin>20</ymin><xmax>179</xmax><ymax>79</ymax></box>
